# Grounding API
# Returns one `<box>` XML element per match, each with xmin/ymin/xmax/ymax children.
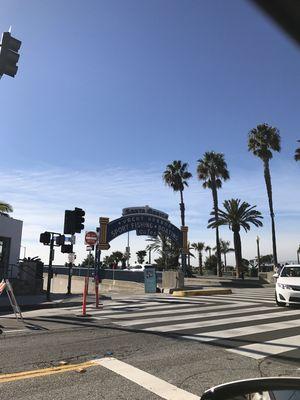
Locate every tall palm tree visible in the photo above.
<box><xmin>205</xmin><ymin>245</ymin><xmax>212</xmax><ymax>258</ymax></box>
<box><xmin>163</xmin><ymin>160</ymin><xmax>192</xmax><ymax>227</ymax></box>
<box><xmin>191</xmin><ymin>242</ymin><xmax>205</xmax><ymax>275</ymax></box>
<box><xmin>0</xmin><ymin>201</ymin><xmax>13</xmax><ymax>213</ymax></box>
<box><xmin>214</xmin><ymin>239</ymin><xmax>234</xmax><ymax>267</ymax></box>
<box><xmin>248</xmin><ymin>123</ymin><xmax>281</xmax><ymax>269</ymax></box>
<box><xmin>208</xmin><ymin>199</ymin><xmax>263</xmax><ymax>278</ymax></box>
<box><xmin>294</xmin><ymin>140</ymin><xmax>300</xmax><ymax>161</ymax></box>
<box><xmin>197</xmin><ymin>151</ymin><xmax>230</xmax><ymax>277</ymax></box>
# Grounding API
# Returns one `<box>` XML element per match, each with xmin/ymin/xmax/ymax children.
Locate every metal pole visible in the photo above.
<box><xmin>148</xmin><ymin>248</ymin><xmax>151</xmax><ymax>264</ymax></box>
<box><xmin>256</xmin><ymin>236</ymin><xmax>261</xmax><ymax>273</ymax></box>
<box><xmin>94</xmin><ymin>244</ymin><xmax>98</xmax><ymax>279</ymax></box>
<box><xmin>46</xmin><ymin>236</ymin><xmax>54</xmax><ymax>301</ymax></box>
<box><xmin>297</xmin><ymin>249</ymin><xmax>300</xmax><ymax>264</ymax></box>
<box><xmin>127</xmin><ymin>231</ymin><xmax>130</xmax><ymax>268</ymax></box>
<box><xmin>67</xmin><ymin>262</ymin><xmax>72</xmax><ymax>295</ymax></box>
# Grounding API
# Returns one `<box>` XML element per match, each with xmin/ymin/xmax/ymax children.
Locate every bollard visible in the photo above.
<box><xmin>95</xmin><ymin>276</ymin><xmax>99</xmax><ymax>308</ymax></box>
<box><xmin>82</xmin><ymin>276</ymin><xmax>89</xmax><ymax>316</ymax></box>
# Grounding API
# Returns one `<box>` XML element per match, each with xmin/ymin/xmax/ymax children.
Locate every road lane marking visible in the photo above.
<box><xmin>93</xmin><ymin>301</ymin><xmax>255</xmax><ymax>320</ymax></box>
<box><xmin>144</xmin><ymin>308</ymin><xmax>300</xmax><ymax>332</ymax></box>
<box><xmin>116</xmin><ymin>306</ymin><xmax>273</xmax><ymax>326</ymax></box>
<box><xmin>227</xmin><ymin>334</ymin><xmax>300</xmax><ymax>359</ymax></box>
<box><xmin>182</xmin><ymin>318</ymin><xmax>300</xmax><ymax>343</ymax></box>
<box><xmin>0</xmin><ymin>361</ymin><xmax>96</xmax><ymax>383</ymax></box>
<box><xmin>0</xmin><ymin>356</ymin><xmax>200</xmax><ymax>400</ymax></box>
<box><xmin>93</xmin><ymin>357</ymin><xmax>199</xmax><ymax>400</ymax></box>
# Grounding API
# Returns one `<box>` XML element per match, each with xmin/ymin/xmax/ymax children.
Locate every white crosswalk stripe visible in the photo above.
<box><xmin>13</xmin><ymin>286</ymin><xmax>300</xmax><ymax>361</ymax></box>
<box><xmin>83</xmin><ymin>287</ymin><xmax>300</xmax><ymax>361</ymax></box>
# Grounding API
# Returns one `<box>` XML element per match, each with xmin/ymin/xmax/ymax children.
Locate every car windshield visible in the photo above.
<box><xmin>280</xmin><ymin>267</ymin><xmax>300</xmax><ymax>278</ymax></box>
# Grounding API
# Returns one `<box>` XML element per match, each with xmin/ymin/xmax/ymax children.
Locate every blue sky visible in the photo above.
<box><xmin>1</xmin><ymin>0</ymin><xmax>300</xmax><ymax>265</ymax></box>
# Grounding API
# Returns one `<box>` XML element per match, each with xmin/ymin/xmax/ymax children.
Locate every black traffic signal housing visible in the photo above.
<box><xmin>63</xmin><ymin>208</ymin><xmax>85</xmax><ymax>234</ymax></box>
<box><xmin>61</xmin><ymin>244</ymin><xmax>73</xmax><ymax>254</ymax></box>
<box><xmin>55</xmin><ymin>235</ymin><xmax>65</xmax><ymax>246</ymax></box>
<box><xmin>40</xmin><ymin>232</ymin><xmax>51</xmax><ymax>245</ymax></box>
<box><xmin>74</xmin><ymin>207</ymin><xmax>85</xmax><ymax>233</ymax></box>
<box><xmin>0</xmin><ymin>32</ymin><xmax>21</xmax><ymax>77</ymax></box>
<box><xmin>63</xmin><ymin>210</ymin><xmax>73</xmax><ymax>234</ymax></box>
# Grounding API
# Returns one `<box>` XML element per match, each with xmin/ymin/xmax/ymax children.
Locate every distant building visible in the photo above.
<box><xmin>0</xmin><ymin>213</ymin><xmax>23</xmax><ymax>279</ymax></box>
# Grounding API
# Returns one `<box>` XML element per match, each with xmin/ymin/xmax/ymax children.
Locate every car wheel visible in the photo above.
<box><xmin>275</xmin><ymin>292</ymin><xmax>285</xmax><ymax>307</ymax></box>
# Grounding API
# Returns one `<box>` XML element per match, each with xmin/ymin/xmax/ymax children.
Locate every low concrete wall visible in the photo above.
<box><xmin>162</xmin><ymin>271</ymin><xmax>184</xmax><ymax>289</ymax></box>
<box><xmin>43</xmin><ymin>274</ymin><xmax>145</xmax><ymax>294</ymax></box>
<box><xmin>45</xmin><ymin>266</ymin><xmax>162</xmax><ymax>284</ymax></box>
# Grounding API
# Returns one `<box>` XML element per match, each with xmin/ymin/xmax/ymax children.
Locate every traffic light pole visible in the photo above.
<box><xmin>46</xmin><ymin>236</ymin><xmax>54</xmax><ymax>301</ymax></box>
<box><xmin>67</xmin><ymin>263</ymin><xmax>72</xmax><ymax>295</ymax></box>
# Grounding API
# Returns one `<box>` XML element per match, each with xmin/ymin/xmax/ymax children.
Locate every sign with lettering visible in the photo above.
<box><xmin>122</xmin><ymin>206</ymin><xmax>169</xmax><ymax>221</ymax></box>
<box><xmin>107</xmin><ymin>214</ymin><xmax>182</xmax><ymax>246</ymax></box>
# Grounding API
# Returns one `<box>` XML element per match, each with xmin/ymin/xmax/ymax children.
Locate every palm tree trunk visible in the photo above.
<box><xmin>179</xmin><ymin>190</ymin><xmax>185</xmax><ymax>227</ymax></box>
<box><xmin>263</xmin><ymin>159</ymin><xmax>278</xmax><ymax>269</ymax></box>
<box><xmin>199</xmin><ymin>251</ymin><xmax>203</xmax><ymax>275</ymax></box>
<box><xmin>233</xmin><ymin>229</ymin><xmax>242</xmax><ymax>278</ymax></box>
<box><xmin>224</xmin><ymin>252</ymin><xmax>227</xmax><ymax>267</ymax></box>
<box><xmin>211</xmin><ymin>179</ymin><xmax>222</xmax><ymax>276</ymax></box>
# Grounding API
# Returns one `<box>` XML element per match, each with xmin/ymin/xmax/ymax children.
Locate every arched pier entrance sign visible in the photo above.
<box><xmin>98</xmin><ymin>206</ymin><xmax>188</xmax><ymax>270</ymax></box>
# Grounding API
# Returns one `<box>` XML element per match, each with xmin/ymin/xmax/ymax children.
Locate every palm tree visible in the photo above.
<box><xmin>0</xmin><ymin>201</ymin><xmax>13</xmax><ymax>214</ymax></box>
<box><xmin>248</xmin><ymin>123</ymin><xmax>281</xmax><ymax>269</ymax></box>
<box><xmin>163</xmin><ymin>160</ymin><xmax>192</xmax><ymax>227</ymax></box>
<box><xmin>295</xmin><ymin>141</ymin><xmax>300</xmax><ymax>161</ymax></box>
<box><xmin>205</xmin><ymin>245</ymin><xmax>212</xmax><ymax>258</ymax></box>
<box><xmin>197</xmin><ymin>151</ymin><xmax>230</xmax><ymax>276</ymax></box>
<box><xmin>214</xmin><ymin>239</ymin><xmax>234</xmax><ymax>268</ymax></box>
<box><xmin>146</xmin><ymin>234</ymin><xmax>180</xmax><ymax>269</ymax></box>
<box><xmin>208</xmin><ymin>199</ymin><xmax>263</xmax><ymax>278</ymax></box>
<box><xmin>191</xmin><ymin>242</ymin><xmax>205</xmax><ymax>275</ymax></box>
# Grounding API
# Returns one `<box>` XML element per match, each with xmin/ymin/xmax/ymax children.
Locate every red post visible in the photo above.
<box><xmin>82</xmin><ymin>276</ymin><xmax>89</xmax><ymax>316</ymax></box>
<box><xmin>95</xmin><ymin>276</ymin><xmax>99</xmax><ymax>308</ymax></box>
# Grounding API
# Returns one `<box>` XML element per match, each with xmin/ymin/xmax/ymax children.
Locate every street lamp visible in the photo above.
<box><xmin>20</xmin><ymin>245</ymin><xmax>26</xmax><ymax>259</ymax></box>
<box><xmin>256</xmin><ymin>236</ymin><xmax>261</xmax><ymax>273</ymax></box>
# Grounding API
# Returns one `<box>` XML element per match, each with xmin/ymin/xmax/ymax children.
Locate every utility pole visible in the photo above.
<box><xmin>256</xmin><ymin>236</ymin><xmax>261</xmax><ymax>273</ymax></box>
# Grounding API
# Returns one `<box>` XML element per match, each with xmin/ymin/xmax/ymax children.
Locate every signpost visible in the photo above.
<box><xmin>85</xmin><ymin>231</ymin><xmax>98</xmax><ymax>246</ymax></box>
<box><xmin>84</xmin><ymin>231</ymin><xmax>101</xmax><ymax>311</ymax></box>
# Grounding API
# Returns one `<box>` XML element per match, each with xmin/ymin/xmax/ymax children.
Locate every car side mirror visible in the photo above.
<box><xmin>200</xmin><ymin>377</ymin><xmax>300</xmax><ymax>399</ymax></box>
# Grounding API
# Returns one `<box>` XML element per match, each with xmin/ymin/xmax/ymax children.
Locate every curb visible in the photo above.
<box><xmin>0</xmin><ymin>300</ymin><xmax>90</xmax><ymax>313</ymax></box>
<box><xmin>172</xmin><ymin>288</ymin><xmax>232</xmax><ymax>297</ymax></box>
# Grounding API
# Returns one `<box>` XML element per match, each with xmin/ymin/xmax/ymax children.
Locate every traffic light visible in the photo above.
<box><xmin>55</xmin><ymin>235</ymin><xmax>65</xmax><ymax>246</ymax></box>
<box><xmin>40</xmin><ymin>232</ymin><xmax>51</xmax><ymax>245</ymax></box>
<box><xmin>74</xmin><ymin>207</ymin><xmax>85</xmax><ymax>233</ymax></box>
<box><xmin>63</xmin><ymin>208</ymin><xmax>85</xmax><ymax>234</ymax></box>
<box><xmin>0</xmin><ymin>32</ymin><xmax>21</xmax><ymax>77</ymax></box>
<box><xmin>61</xmin><ymin>244</ymin><xmax>73</xmax><ymax>254</ymax></box>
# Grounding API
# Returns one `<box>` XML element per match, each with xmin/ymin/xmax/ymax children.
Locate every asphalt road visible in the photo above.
<box><xmin>0</xmin><ymin>288</ymin><xmax>300</xmax><ymax>399</ymax></box>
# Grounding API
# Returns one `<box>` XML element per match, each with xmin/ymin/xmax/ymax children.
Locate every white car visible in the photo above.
<box><xmin>275</xmin><ymin>264</ymin><xmax>300</xmax><ymax>306</ymax></box>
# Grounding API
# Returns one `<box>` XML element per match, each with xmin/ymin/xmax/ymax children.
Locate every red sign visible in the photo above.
<box><xmin>85</xmin><ymin>231</ymin><xmax>98</xmax><ymax>245</ymax></box>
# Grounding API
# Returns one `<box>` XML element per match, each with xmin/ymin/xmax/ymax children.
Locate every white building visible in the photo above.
<box><xmin>0</xmin><ymin>213</ymin><xmax>23</xmax><ymax>279</ymax></box>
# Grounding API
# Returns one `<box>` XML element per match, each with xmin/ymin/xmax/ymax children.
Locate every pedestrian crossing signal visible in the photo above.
<box><xmin>40</xmin><ymin>231</ymin><xmax>51</xmax><ymax>245</ymax></box>
<box><xmin>0</xmin><ymin>32</ymin><xmax>21</xmax><ymax>77</ymax></box>
<box><xmin>61</xmin><ymin>244</ymin><xmax>73</xmax><ymax>254</ymax></box>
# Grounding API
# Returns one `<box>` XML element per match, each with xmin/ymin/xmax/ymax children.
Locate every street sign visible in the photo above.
<box><xmin>85</xmin><ymin>231</ymin><xmax>98</xmax><ymax>245</ymax></box>
<box><xmin>86</xmin><ymin>245</ymin><xmax>94</xmax><ymax>251</ymax></box>
<box><xmin>68</xmin><ymin>253</ymin><xmax>76</xmax><ymax>263</ymax></box>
